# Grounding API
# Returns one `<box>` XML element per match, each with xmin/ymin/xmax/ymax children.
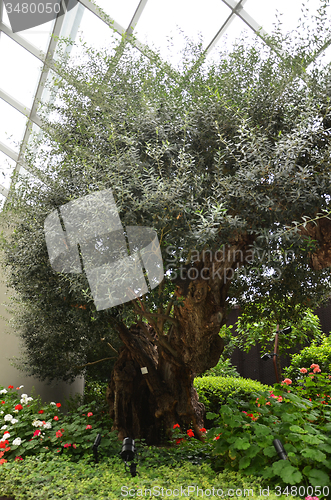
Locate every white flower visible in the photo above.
<box><xmin>1</xmin><ymin>432</ymin><xmax>10</xmax><ymax>441</ymax></box>
<box><xmin>0</xmin><ymin>389</ymin><xmax>7</xmax><ymax>395</ymax></box>
<box><xmin>20</xmin><ymin>394</ymin><xmax>28</xmax><ymax>399</ymax></box>
<box><xmin>49</xmin><ymin>402</ymin><xmax>56</xmax><ymax>405</ymax></box>
<box><xmin>32</xmin><ymin>420</ymin><xmax>43</xmax><ymax>428</ymax></box>
<box><xmin>19</xmin><ymin>385</ymin><xmax>24</xmax><ymax>389</ymax></box>
<box><xmin>1</xmin><ymin>425</ymin><xmax>7</xmax><ymax>430</ymax></box>
<box><xmin>43</xmin><ymin>422</ymin><xmax>52</xmax><ymax>429</ymax></box>
<box><xmin>12</xmin><ymin>437</ymin><xmax>22</xmax><ymax>446</ymax></box>
<box><xmin>11</xmin><ymin>419</ymin><xmax>18</xmax><ymax>424</ymax></box>
<box><xmin>4</xmin><ymin>414</ymin><xmax>13</xmax><ymax>422</ymax></box>
<box><xmin>13</xmin><ymin>410</ymin><xmax>19</xmax><ymax>413</ymax></box>
<box><xmin>0</xmin><ymin>411</ymin><xmax>3</xmax><ymax>415</ymax></box>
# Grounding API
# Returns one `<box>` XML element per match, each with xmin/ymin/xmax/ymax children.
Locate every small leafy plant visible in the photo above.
<box><xmin>0</xmin><ymin>384</ymin><xmax>116</xmax><ymax>464</ymax></box>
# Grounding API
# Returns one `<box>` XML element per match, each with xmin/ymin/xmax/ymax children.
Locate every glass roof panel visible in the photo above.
<box><xmin>14</xmin><ymin>18</ymin><xmax>55</xmax><ymax>53</ymax></box>
<box><xmin>0</xmin><ymin>33</ymin><xmax>42</xmax><ymax>109</ymax></box>
<box><xmin>133</xmin><ymin>0</ymin><xmax>232</xmax><ymax>66</ymax></box>
<box><xmin>94</xmin><ymin>0</ymin><xmax>141</xmax><ymax>29</ymax></box>
<box><xmin>205</xmin><ymin>14</ymin><xmax>258</xmax><ymax>64</ymax></box>
<box><xmin>0</xmin><ymin>151</ymin><xmax>15</xmax><ymax>190</ymax></box>
<box><xmin>64</xmin><ymin>4</ymin><xmax>122</xmax><ymax>64</ymax></box>
<box><xmin>0</xmin><ymin>100</ymin><xmax>27</xmax><ymax>152</ymax></box>
<box><xmin>245</xmin><ymin>0</ymin><xmax>326</xmax><ymax>35</ymax></box>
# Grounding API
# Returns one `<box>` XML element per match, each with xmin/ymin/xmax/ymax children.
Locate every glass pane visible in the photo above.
<box><xmin>95</xmin><ymin>0</ymin><xmax>141</xmax><ymax>29</ymax></box>
<box><xmin>0</xmin><ymin>151</ymin><xmax>15</xmax><ymax>190</ymax></box>
<box><xmin>134</xmin><ymin>0</ymin><xmax>232</xmax><ymax>66</ymax></box>
<box><xmin>2</xmin><ymin>2</ymin><xmax>55</xmax><ymax>52</ymax></box>
<box><xmin>0</xmin><ymin>99</ymin><xmax>27</xmax><ymax>152</ymax></box>
<box><xmin>245</xmin><ymin>0</ymin><xmax>326</xmax><ymax>36</ymax></box>
<box><xmin>0</xmin><ymin>33</ymin><xmax>42</xmax><ymax>108</ymax></box>
<box><xmin>62</xmin><ymin>5</ymin><xmax>122</xmax><ymax>64</ymax></box>
<box><xmin>14</xmin><ymin>18</ymin><xmax>56</xmax><ymax>53</ymax></box>
<box><xmin>206</xmin><ymin>14</ymin><xmax>257</xmax><ymax>64</ymax></box>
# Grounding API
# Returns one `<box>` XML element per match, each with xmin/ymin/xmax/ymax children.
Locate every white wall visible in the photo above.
<box><xmin>0</xmin><ymin>267</ymin><xmax>84</xmax><ymax>407</ymax></box>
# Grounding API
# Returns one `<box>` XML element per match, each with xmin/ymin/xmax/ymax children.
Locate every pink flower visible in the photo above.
<box><xmin>310</xmin><ymin>364</ymin><xmax>319</xmax><ymax>369</ymax></box>
<box><xmin>313</xmin><ymin>367</ymin><xmax>321</xmax><ymax>373</ymax></box>
<box><xmin>33</xmin><ymin>430</ymin><xmax>41</xmax><ymax>437</ymax></box>
<box><xmin>87</xmin><ymin>412</ymin><xmax>93</xmax><ymax>417</ymax></box>
<box><xmin>53</xmin><ymin>416</ymin><xmax>59</xmax><ymax>421</ymax></box>
<box><xmin>73</xmin><ymin>444</ymin><xmax>77</xmax><ymax>449</ymax></box>
<box><xmin>85</xmin><ymin>425</ymin><xmax>92</xmax><ymax>430</ymax></box>
<box><xmin>300</xmin><ymin>368</ymin><xmax>308</xmax><ymax>373</ymax></box>
<box><xmin>63</xmin><ymin>443</ymin><xmax>71</xmax><ymax>448</ymax></box>
<box><xmin>281</xmin><ymin>378</ymin><xmax>292</xmax><ymax>385</ymax></box>
<box><xmin>15</xmin><ymin>456</ymin><xmax>23</xmax><ymax>461</ymax></box>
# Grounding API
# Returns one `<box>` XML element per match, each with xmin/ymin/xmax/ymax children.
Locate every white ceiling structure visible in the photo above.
<box><xmin>0</xmin><ymin>0</ymin><xmax>330</xmax><ymax>210</ymax></box>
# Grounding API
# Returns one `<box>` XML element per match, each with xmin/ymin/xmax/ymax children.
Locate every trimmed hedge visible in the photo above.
<box><xmin>194</xmin><ymin>376</ymin><xmax>272</xmax><ymax>416</ymax></box>
<box><xmin>283</xmin><ymin>334</ymin><xmax>331</xmax><ymax>383</ymax></box>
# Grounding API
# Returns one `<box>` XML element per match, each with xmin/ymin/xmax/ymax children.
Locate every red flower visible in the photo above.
<box><xmin>176</xmin><ymin>438</ymin><xmax>184</xmax><ymax>444</ymax></box>
<box><xmin>0</xmin><ymin>440</ymin><xmax>9</xmax><ymax>449</ymax></box>
<box><xmin>15</xmin><ymin>404</ymin><xmax>23</xmax><ymax>411</ymax></box>
<box><xmin>15</xmin><ymin>456</ymin><xmax>23</xmax><ymax>461</ymax></box>
<box><xmin>53</xmin><ymin>416</ymin><xmax>59</xmax><ymax>421</ymax></box>
<box><xmin>56</xmin><ymin>403</ymin><xmax>61</xmax><ymax>408</ymax></box>
<box><xmin>38</xmin><ymin>410</ymin><xmax>44</xmax><ymax>414</ymax></box>
<box><xmin>1</xmin><ymin>402</ymin><xmax>5</xmax><ymax>405</ymax></box>
<box><xmin>173</xmin><ymin>423</ymin><xmax>180</xmax><ymax>429</ymax></box>
<box><xmin>86</xmin><ymin>425</ymin><xmax>92</xmax><ymax>430</ymax></box>
<box><xmin>73</xmin><ymin>444</ymin><xmax>77</xmax><ymax>449</ymax></box>
<box><xmin>87</xmin><ymin>412</ymin><xmax>93</xmax><ymax>417</ymax></box>
<box><xmin>8</xmin><ymin>386</ymin><xmax>14</xmax><ymax>389</ymax></box>
<box><xmin>33</xmin><ymin>430</ymin><xmax>41</xmax><ymax>437</ymax></box>
<box><xmin>56</xmin><ymin>430</ymin><xmax>63</xmax><ymax>438</ymax></box>
<box><xmin>16</xmin><ymin>387</ymin><xmax>20</xmax><ymax>390</ymax></box>
<box><xmin>199</xmin><ymin>428</ymin><xmax>207</xmax><ymax>433</ymax></box>
<box><xmin>187</xmin><ymin>429</ymin><xmax>194</xmax><ymax>438</ymax></box>
<box><xmin>63</xmin><ymin>443</ymin><xmax>71</xmax><ymax>448</ymax></box>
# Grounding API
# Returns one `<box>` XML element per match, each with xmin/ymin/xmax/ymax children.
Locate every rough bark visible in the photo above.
<box><xmin>300</xmin><ymin>216</ymin><xmax>331</xmax><ymax>270</ymax></box>
<box><xmin>107</xmin><ymin>237</ymin><xmax>254</xmax><ymax>444</ymax></box>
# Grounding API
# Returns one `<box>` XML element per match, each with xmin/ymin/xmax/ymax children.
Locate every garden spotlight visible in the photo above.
<box><xmin>273</xmin><ymin>439</ymin><xmax>288</xmax><ymax>460</ymax></box>
<box><xmin>120</xmin><ymin>437</ymin><xmax>138</xmax><ymax>477</ymax></box>
<box><xmin>92</xmin><ymin>433</ymin><xmax>102</xmax><ymax>463</ymax></box>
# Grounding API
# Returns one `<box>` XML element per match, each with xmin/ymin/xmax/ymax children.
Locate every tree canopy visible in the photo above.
<box><xmin>1</xmin><ymin>3</ymin><xmax>331</xmax><ymax>387</ymax></box>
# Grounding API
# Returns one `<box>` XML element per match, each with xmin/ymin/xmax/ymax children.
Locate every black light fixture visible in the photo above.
<box><xmin>92</xmin><ymin>433</ymin><xmax>102</xmax><ymax>463</ymax></box>
<box><xmin>120</xmin><ymin>437</ymin><xmax>138</xmax><ymax>477</ymax></box>
<box><xmin>261</xmin><ymin>353</ymin><xmax>277</xmax><ymax>361</ymax></box>
<box><xmin>273</xmin><ymin>439</ymin><xmax>288</xmax><ymax>460</ymax></box>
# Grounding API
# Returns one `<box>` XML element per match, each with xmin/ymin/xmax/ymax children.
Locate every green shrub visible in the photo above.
<box><xmin>283</xmin><ymin>334</ymin><xmax>331</xmax><ymax>383</ymax></box>
<box><xmin>194</xmin><ymin>376</ymin><xmax>272</xmax><ymax>416</ymax></box>
<box><xmin>206</xmin><ymin>387</ymin><xmax>331</xmax><ymax>491</ymax></box>
<box><xmin>199</xmin><ymin>358</ymin><xmax>240</xmax><ymax>378</ymax></box>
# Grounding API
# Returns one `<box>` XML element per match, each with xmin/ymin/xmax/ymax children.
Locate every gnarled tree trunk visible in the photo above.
<box><xmin>106</xmin><ymin>241</ymin><xmax>252</xmax><ymax>444</ymax></box>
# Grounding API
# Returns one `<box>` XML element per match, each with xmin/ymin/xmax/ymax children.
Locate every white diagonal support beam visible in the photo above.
<box><xmin>0</xmin><ymin>88</ymin><xmax>42</xmax><ymax>127</ymax></box>
<box><xmin>126</xmin><ymin>0</ymin><xmax>149</xmax><ymax>36</ymax></box>
<box><xmin>0</xmin><ymin>140</ymin><xmax>18</xmax><ymax>162</ymax></box>
<box><xmin>0</xmin><ymin>183</ymin><xmax>9</xmax><ymax>197</ymax></box>
<box><xmin>0</xmin><ymin>21</ymin><xmax>46</xmax><ymax>61</ymax></box>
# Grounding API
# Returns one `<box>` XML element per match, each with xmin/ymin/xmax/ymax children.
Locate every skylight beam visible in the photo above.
<box><xmin>0</xmin><ymin>140</ymin><xmax>18</xmax><ymax>162</ymax></box>
<box><xmin>126</xmin><ymin>0</ymin><xmax>149</xmax><ymax>37</ymax></box>
<box><xmin>0</xmin><ymin>22</ymin><xmax>46</xmax><ymax>61</ymax></box>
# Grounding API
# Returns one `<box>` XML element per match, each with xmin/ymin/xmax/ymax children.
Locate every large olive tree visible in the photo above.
<box><xmin>2</xmin><ymin>6</ymin><xmax>331</xmax><ymax>443</ymax></box>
